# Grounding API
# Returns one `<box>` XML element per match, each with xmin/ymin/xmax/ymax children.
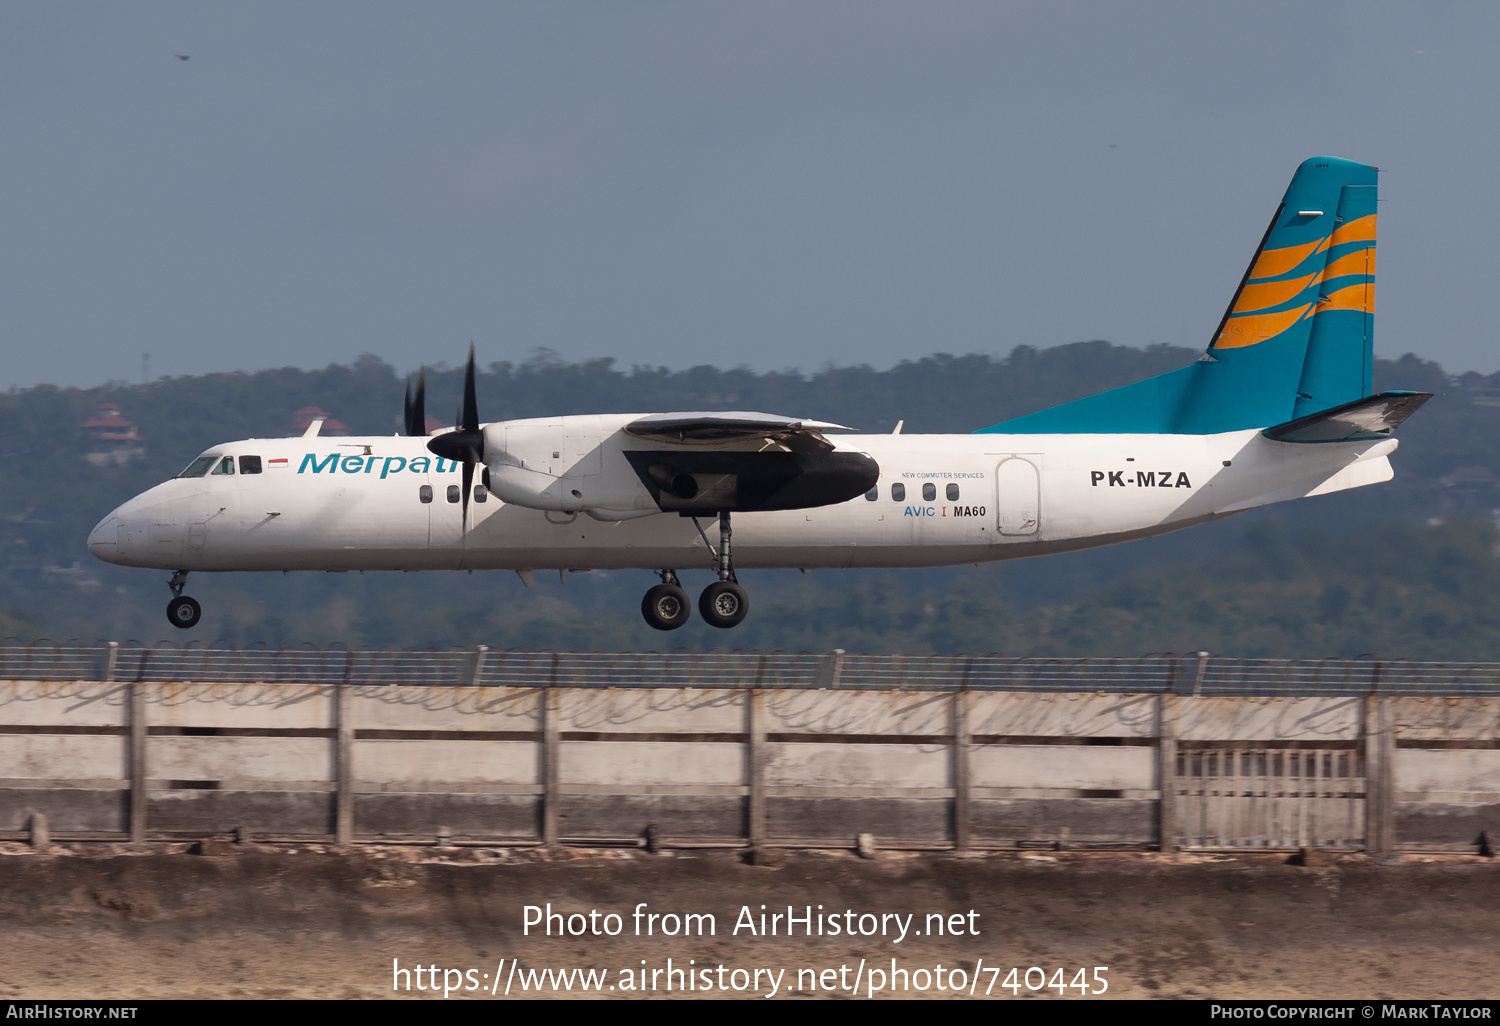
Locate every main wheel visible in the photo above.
<box><xmin>641</xmin><ymin>584</ymin><xmax>691</xmax><ymax>631</ymax></box>
<box><xmin>166</xmin><ymin>595</ymin><xmax>202</xmax><ymax>629</ymax></box>
<box><xmin>698</xmin><ymin>581</ymin><xmax>749</xmax><ymax>628</ymax></box>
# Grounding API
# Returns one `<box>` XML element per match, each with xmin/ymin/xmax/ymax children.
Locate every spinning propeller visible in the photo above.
<box><xmin>423</xmin><ymin>344</ymin><xmax>486</xmax><ymax>532</ymax></box>
<box><xmin>402</xmin><ymin>369</ymin><xmax>426</xmax><ymax>438</ymax></box>
<box><xmin>403</xmin><ymin>368</ymin><xmax>427</xmax><ymax>437</ymax></box>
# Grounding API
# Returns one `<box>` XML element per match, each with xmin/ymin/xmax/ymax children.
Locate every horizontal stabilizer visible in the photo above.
<box><xmin>1263</xmin><ymin>390</ymin><xmax>1431</xmax><ymax>443</ymax></box>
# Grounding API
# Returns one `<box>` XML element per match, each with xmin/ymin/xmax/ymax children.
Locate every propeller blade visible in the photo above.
<box><xmin>461</xmin><ymin>459</ymin><xmax>473</xmax><ymax>534</ymax></box>
<box><xmin>403</xmin><ymin>369</ymin><xmax>426</xmax><ymax>435</ymax></box>
<box><xmin>425</xmin><ymin>346</ymin><xmax>487</xmax><ymax>509</ymax></box>
<box><xmin>461</xmin><ymin>342</ymin><xmax>479</xmax><ymax>433</ymax></box>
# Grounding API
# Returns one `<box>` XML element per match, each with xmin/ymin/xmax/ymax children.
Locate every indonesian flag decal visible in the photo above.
<box><xmin>268</xmin><ymin>457</ymin><xmax>290</xmax><ymax>469</ymax></box>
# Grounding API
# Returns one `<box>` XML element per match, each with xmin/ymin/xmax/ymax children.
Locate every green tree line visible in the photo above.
<box><xmin>3</xmin><ymin>343</ymin><xmax>1498</xmax><ymax>657</ymax></box>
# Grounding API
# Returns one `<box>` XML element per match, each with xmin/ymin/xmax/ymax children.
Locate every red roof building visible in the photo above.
<box><xmin>83</xmin><ymin>403</ymin><xmax>146</xmax><ymax>466</ymax></box>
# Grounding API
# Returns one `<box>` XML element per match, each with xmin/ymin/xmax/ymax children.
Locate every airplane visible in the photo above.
<box><xmin>88</xmin><ymin>156</ymin><xmax>1429</xmax><ymax>633</ymax></box>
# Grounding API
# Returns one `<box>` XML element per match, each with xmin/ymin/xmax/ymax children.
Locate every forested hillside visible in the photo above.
<box><xmin>3</xmin><ymin>343</ymin><xmax>1498</xmax><ymax>657</ymax></box>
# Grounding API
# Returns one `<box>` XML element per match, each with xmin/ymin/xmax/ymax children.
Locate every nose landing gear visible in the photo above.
<box><xmin>165</xmin><ymin>571</ymin><xmax>201</xmax><ymax>629</ymax></box>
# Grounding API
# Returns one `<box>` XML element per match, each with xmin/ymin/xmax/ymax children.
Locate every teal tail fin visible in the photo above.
<box><xmin>978</xmin><ymin>156</ymin><xmax>1378</xmax><ymax>435</ymax></box>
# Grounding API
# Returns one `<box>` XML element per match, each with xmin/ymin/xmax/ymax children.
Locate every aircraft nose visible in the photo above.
<box><xmin>87</xmin><ymin>513</ymin><xmax>119</xmax><ymax>562</ymax></box>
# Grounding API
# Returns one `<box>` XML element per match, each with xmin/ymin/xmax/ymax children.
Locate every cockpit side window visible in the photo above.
<box><xmin>239</xmin><ymin>456</ymin><xmax>263</xmax><ymax>474</ymax></box>
<box><xmin>210</xmin><ymin>456</ymin><xmax>235</xmax><ymax>475</ymax></box>
<box><xmin>178</xmin><ymin>456</ymin><xmax>219</xmax><ymax>478</ymax></box>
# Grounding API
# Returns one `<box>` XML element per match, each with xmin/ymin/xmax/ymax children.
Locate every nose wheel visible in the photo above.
<box><xmin>165</xmin><ymin>571</ymin><xmax>201</xmax><ymax>629</ymax></box>
<box><xmin>166</xmin><ymin>595</ymin><xmax>202</xmax><ymax>629</ymax></box>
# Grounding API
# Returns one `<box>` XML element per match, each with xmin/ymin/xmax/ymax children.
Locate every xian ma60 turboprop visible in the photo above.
<box><xmin>89</xmin><ymin>157</ymin><xmax>1429</xmax><ymax>632</ymax></box>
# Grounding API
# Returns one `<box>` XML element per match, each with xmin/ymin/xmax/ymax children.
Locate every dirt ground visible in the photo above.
<box><xmin>0</xmin><ymin>841</ymin><xmax>1496</xmax><ymax>1000</ymax></box>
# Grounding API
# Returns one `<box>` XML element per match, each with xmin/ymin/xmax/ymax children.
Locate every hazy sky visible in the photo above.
<box><xmin>3</xmin><ymin>2</ymin><xmax>1497</xmax><ymax>389</ymax></box>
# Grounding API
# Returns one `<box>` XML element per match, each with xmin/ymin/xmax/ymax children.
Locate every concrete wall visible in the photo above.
<box><xmin>0</xmin><ymin>682</ymin><xmax>1495</xmax><ymax>850</ymax></box>
<box><xmin>1390</xmin><ymin>697</ymin><xmax>1500</xmax><ymax>847</ymax></box>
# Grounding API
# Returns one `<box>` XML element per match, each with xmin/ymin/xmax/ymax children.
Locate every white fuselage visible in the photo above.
<box><xmin>87</xmin><ymin>415</ymin><xmax>1397</xmax><ymax>575</ymax></box>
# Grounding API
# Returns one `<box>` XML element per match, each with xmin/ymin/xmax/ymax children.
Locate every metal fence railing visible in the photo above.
<box><xmin>1176</xmin><ymin>746</ymin><xmax>1367</xmax><ymax>849</ymax></box>
<box><xmin>3</xmin><ymin>638</ymin><xmax>1500</xmax><ymax>695</ymax></box>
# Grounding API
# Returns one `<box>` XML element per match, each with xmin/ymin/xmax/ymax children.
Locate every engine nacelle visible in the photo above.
<box><xmin>484</xmin><ymin>461</ymin><xmax>658</xmax><ymax>516</ymax></box>
<box><xmin>622</xmin><ymin>449</ymin><xmax>879</xmax><ymax>512</ymax></box>
<box><xmin>482</xmin><ymin>414</ymin><xmax>879</xmax><ymax>517</ymax></box>
<box><xmin>484</xmin><ymin>462</ymin><xmax>586</xmax><ymax>511</ymax></box>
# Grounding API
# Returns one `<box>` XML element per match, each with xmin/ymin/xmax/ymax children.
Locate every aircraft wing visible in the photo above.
<box><xmin>624</xmin><ymin>412</ymin><xmax>852</xmax><ymax>455</ymax></box>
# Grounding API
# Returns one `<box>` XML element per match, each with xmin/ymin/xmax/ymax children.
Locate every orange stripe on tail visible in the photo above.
<box><xmin>1233</xmin><ymin>271</ymin><xmax>1319</xmax><ymax>313</ymax></box>
<box><xmin>1215</xmin><ymin>303</ymin><xmax>1314</xmax><ymax>349</ymax></box>
<box><xmin>1248</xmin><ymin>237</ymin><xmax>1329</xmax><ymax>280</ymax></box>
<box><xmin>1317</xmin><ymin>283</ymin><xmax>1374</xmax><ymax>314</ymax></box>
<box><xmin>1315</xmin><ymin>248</ymin><xmax>1374</xmax><ymax>285</ymax></box>
<box><xmin>1329</xmin><ymin>214</ymin><xmax>1376</xmax><ymax>248</ymax></box>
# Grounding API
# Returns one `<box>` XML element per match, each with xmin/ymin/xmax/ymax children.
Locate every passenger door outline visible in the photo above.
<box><xmin>995</xmin><ymin>457</ymin><xmax>1040</xmax><ymax>536</ymax></box>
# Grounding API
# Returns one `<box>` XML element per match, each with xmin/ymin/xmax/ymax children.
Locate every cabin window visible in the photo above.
<box><xmin>447</xmin><ymin>484</ymin><xmax>461</xmax><ymax>504</ymax></box>
<box><xmin>474</xmin><ymin>485</ymin><xmax>488</xmax><ymax>503</ymax></box>
<box><xmin>891</xmin><ymin>483</ymin><xmax>905</xmax><ymax>502</ymax></box>
<box><xmin>947</xmin><ymin>483</ymin><xmax>959</xmax><ymax>501</ymax></box>
<box><xmin>211</xmin><ymin>456</ymin><xmax>235</xmax><ymax>475</ymax></box>
<box><xmin>922</xmin><ymin>482</ymin><xmax>935</xmax><ymax>501</ymax></box>
<box><xmin>178</xmin><ymin>456</ymin><xmax>218</xmax><ymax>478</ymax></box>
<box><xmin>865</xmin><ymin>487</ymin><xmax>878</xmax><ymax>501</ymax></box>
<box><xmin>419</xmin><ymin>485</ymin><xmax>433</xmax><ymax>503</ymax></box>
<box><xmin>239</xmin><ymin>456</ymin><xmax>263</xmax><ymax>475</ymax></box>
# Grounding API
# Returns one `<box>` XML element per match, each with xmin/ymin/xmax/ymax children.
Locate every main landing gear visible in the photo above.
<box><xmin>641</xmin><ymin>570</ymin><xmax>690</xmax><ymax>631</ymax></box>
<box><xmin>639</xmin><ymin>511</ymin><xmax>750</xmax><ymax>631</ymax></box>
<box><xmin>165</xmin><ymin>570</ymin><xmax>201</xmax><ymax>629</ymax></box>
<box><xmin>698</xmin><ymin>510</ymin><xmax>748</xmax><ymax>629</ymax></box>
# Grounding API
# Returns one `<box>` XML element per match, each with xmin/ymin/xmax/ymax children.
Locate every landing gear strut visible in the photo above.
<box><xmin>641</xmin><ymin>570</ymin><xmax>690</xmax><ymax>631</ymax></box>
<box><xmin>165</xmin><ymin>570</ymin><xmax>201</xmax><ymax>629</ymax></box>
<box><xmin>638</xmin><ymin>512</ymin><xmax>751</xmax><ymax>630</ymax></box>
<box><xmin>699</xmin><ymin>511</ymin><xmax>748</xmax><ymax>629</ymax></box>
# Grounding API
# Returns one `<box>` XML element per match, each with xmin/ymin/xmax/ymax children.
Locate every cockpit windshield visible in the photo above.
<box><xmin>178</xmin><ymin>455</ymin><xmax>220</xmax><ymax>478</ymax></box>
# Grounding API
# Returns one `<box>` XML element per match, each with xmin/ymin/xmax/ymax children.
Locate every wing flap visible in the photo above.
<box><xmin>624</xmin><ymin>411</ymin><xmax>851</xmax><ymax>454</ymax></box>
